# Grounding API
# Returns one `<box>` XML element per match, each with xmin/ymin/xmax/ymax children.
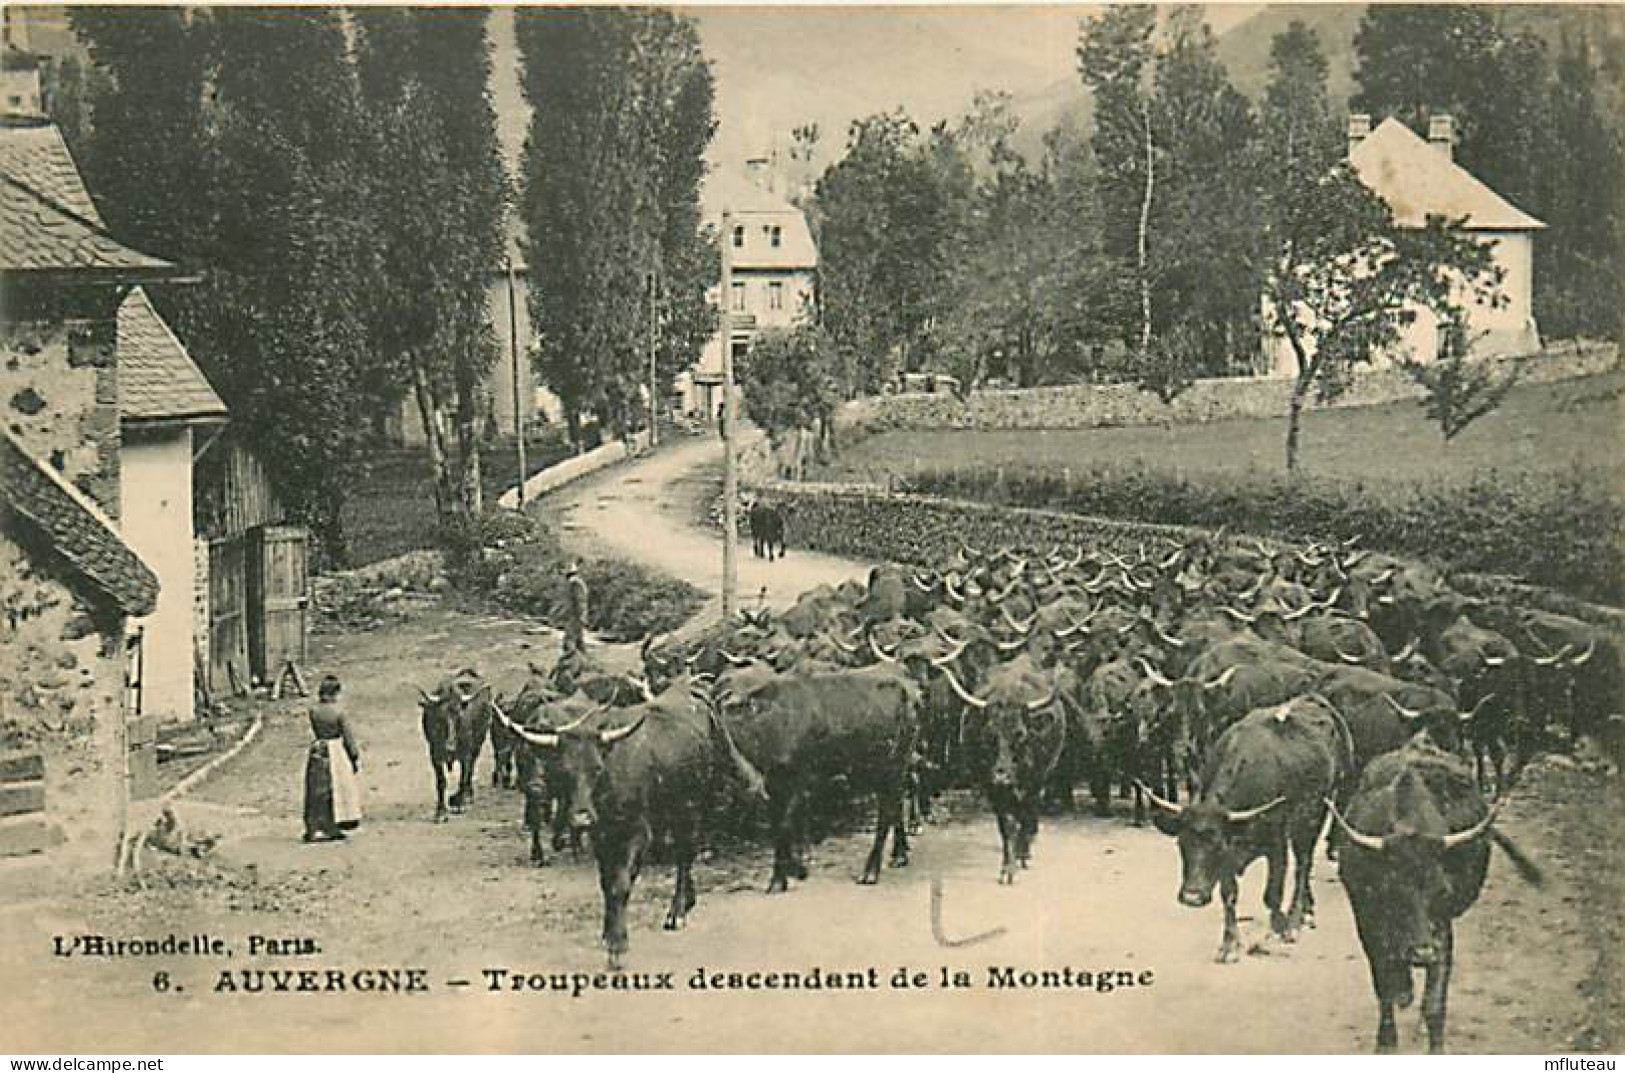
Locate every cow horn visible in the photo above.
<box><xmin>1319</xmin><ymin>587</ymin><xmax>1343</xmax><ymax>610</ymax></box>
<box><xmin>1135</xmin><ymin>780</ymin><xmax>1183</xmax><ymax>818</ymax></box>
<box><xmin>1159</xmin><ymin>548</ymin><xmax>1183</xmax><ymax>570</ymax></box>
<box><xmin>1203</xmin><ymin>665</ymin><xmax>1239</xmax><ymax>691</ymax></box>
<box><xmin>931</xmin><ymin>639</ymin><xmax>970</xmax><ymax>667</ymax></box>
<box><xmin>1026</xmin><ymin>689</ymin><xmax>1056</xmax><ymax>712</ymax></box>
<box><xmin>1392</xmin><ymin>639</ymin><xmax>1418</xmax><ymax>662</ymax></box>
<box><xmin>598</xmin><ymin>714</ymin><xmax>647</xmax><ymax>746</ymax></box>
<box><xmin>490</xmin><ymin>700</ymin><xmax>560</xmax><ymax>749</ymax></box>
<box><xmin>1461</xmin><ymin>693</ymin><xmax>1496</xmax><ymax>722</ymax></box>
<box><xmin>1569</xmin><ymin>639</ymin><xmax>1597</xmax><ymax>667</ymax></box>
<box><xmin>1371</xmin><ymin>568</ymin><xmax>1397</xmax><ymax>585</ymax></box>
<box><xmin>1224</xmin><ymin>796</ymin><xmax>1286</xmax><ymax>824</ymax></box>
<box><xmin>1153</xmin><ymin>623</ymin><xmax>1187</xmax><ymax>649</ymax></box>
<box><xmin>830</xmin><ymin>631</ymin><xmax>860</xmax><ymax>654</ymax></box>
<box><xmin>552</xmin><ymin>705</ymin><xmax>604</xmax><ymax>735</ymax></box>
<box><xmin>1331</xmin><ymin>642</ymin><xmax>1365</xmax><ymax>665</ymax></box>
<box><xmin>1382</xmin><ymin>692</ymin><xmax>1424</xmax><ymax>722</ymax></box>
<box><xmin>1221</xmin><ymin>606</ymin><xmax>1256</xmax><ymax>625</ymax></box>
<box><xmin>1324</xmin><ymin>798</ymin><xmax>1386</xmax><ymax>852</ymax></box>
<box><xmin>718</xmin><ymin>649</ymin><xmax>753</xmax><ymax>667</ymax></box>
<box><xmin>1134</xmin><ymin>656</ymin><xmax>1173</xmax><ymax>689</ymax></box>
<box><xmin>1482</xmin><ymin>654</ymin><xmax>1508</xmax><ymax>667</ymax></box>
<box><xmin>940</xmin><ymin>665</ymin><xmax>989</xmax><ymax>709</ymax></box>
<box><xmin>1439</xmin><ymin>801</ymin><xmax>1503</xmax><ymax>850</ymax></box>
<box><xmin>417</xmin><ymin>688</ymin><xmax>438</xmax><ymax>706</ymax></box>
<box><xmin>1000</xmin><ymin>607</ymin><xmax>1026</xmax><ymax>632</ymax></box>
<box><xmin>869</xmin><ymin>632</ymin><xmax>899</xmax><ymax>664</ymax></box>
<box><xmin>629</xmin><ymin>675</ymin><xmax>656</xmax><ymax>703</ymax></box>
<box><xmin>1531</xmin><ymin>643</ymin><xmax>1572</xmax><ymax>667</ymax></box>
<box><xmin>943</xmin><ymin>578</ymin><xmax>965</xmax><ymax>604</ymax></box>
<box><xmin>958</xmin><ymin>538</ymin><xmax>983</xmax><ymax>560</ymax></box>
<box><xmin>1282</xmin><ymin>600</ymin><xmax>1313</xmax><ymax>621</ymax></box>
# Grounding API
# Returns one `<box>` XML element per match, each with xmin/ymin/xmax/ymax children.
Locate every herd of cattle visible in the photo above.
<box><xmin>414</xmin><ymin>529</ymin><xmax>1617</xmax><ymax>1052</ymax></box>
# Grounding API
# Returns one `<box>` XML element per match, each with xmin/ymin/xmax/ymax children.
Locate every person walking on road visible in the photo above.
<box><xmin>563</xmin><ymin>560</ymin><xmax>589</xmax><ymax>659</ymax></box>
<box><xmin>303</xmin><ymin>674</ymin><xmax>361</xmax><ymax>842</ymax></box>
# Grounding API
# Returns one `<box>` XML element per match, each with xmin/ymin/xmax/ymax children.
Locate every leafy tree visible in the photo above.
<box><xmin>1262</xmin><ymin>19</ymin><xmax>1505</xmax><ymax>473</ymax></box>
<box><xmin>71</xmin><ymin>9</ymin><xmax>383</xmax><ymax>563</ymax></box>
<box><xmin>1080</xmin><ymin>7</ymin><xmax>1259</xmax><ymax>397</ymax></box>
<box><xmin>1351</xmin><ymin>5</ymin><xmax>1503</xmax><ymax>166</ymax></box>
<box><xmin>516</xmin><ymin>8</ymin><xmax>716</xmax><ymax>448</ymax></box>
<box><xmin>813</xmin><ymin>110</ymin><xmax>966</xmax><ymax>395</ymax></box>
<box><xmin>737</xmin><ymin>321</ymin><xmax>841</xmax><ymax>453</ymax></box>
<box><xmin>1540</xmin><ymin>34</ymin><xmax>1625</xmax><ymax>342</ymax></box>
<box><xmin>1399</xmin><ymin>317</ymin><xmax>1526</xmax><ymax>443</ymax></box>
<box><xmin>1078</xmin><ymin>5</ymin><xmax>1158</xmax><ymax>357</ymax></box>
<box><xmin>354</xmin><ymin>9</ymin><xmax>507</xmax><ymax>520</ymax></box>
<box><xmin>68</xmin><ymin>8</ymin><xmax>214</xmax><ymax>264</ymax></box>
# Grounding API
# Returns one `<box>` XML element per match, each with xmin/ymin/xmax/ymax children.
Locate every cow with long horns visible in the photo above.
<box><xmin>1145</xmin><ymin>694</ymin><xmax>1352</xmax><ymax>962</ymax></box>
<box><xmin>716</xmin><ymin>665</ymin><xmax>922</xmax><ymax>892</ymax></box>
<box><xmin>496</xmin><ymin>682</ymin><xmax>761</xmax><ymax>969</ymax></box>
<box><xmin>1329</xmin><ymin>736</ymin><xmax>1542</xmax><ymax>1053</ymax></box>
<box><xmin>946</xmin><ymin>654</ymin><xmax>1068</xmax><ymax>884</ymax></box>
<box><xmin>418</xmin><ymin>669</ymin><xmax>494</xmax><ymax>821</ymax></box>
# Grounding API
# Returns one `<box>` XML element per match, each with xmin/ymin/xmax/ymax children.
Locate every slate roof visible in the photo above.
<box><xmin>0</xmin><ymin>122</ymin><xmax>172</xmax><ymax>274</ymax></box>
<box><xmin>1351</xmin><ymin>118</ymin><xmax>1545</xmax><ymax>232</ymax></box>
<box><xmin>0</xmin><ymin>427</ymin><xmax>158</xmax><ymax>617</ymax></box>
<box><xmin>702</xmin><ymin>167</ymin><xmax>818</xmax><ymax>271</ymax></box>
<box><xmin>117</xmin><ymin>288</ymin><xmax>227</xmax><ymax>423</ymax></box>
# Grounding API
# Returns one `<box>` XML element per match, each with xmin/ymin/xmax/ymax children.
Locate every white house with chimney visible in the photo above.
<box><xmin>679</xmin><ymin>159</ymin><xmax>819</xmax><ymax>421</ymax></box>
<box><xmin>1263</xmin><ymin>114</ymin><xmax>1545</xmax><ymax>378</ymax></box>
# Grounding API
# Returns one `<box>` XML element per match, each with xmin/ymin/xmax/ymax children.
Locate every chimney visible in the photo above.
<box><xmin>1347</xmin><ymin>113</ymin><xmax>1371</xmax><ymax>157</ymax></box>
<box><xmin>745</xmin><ymin>155</ymin><xmax>776</xmax><ymax>195</ymax></box>
<box><xmin>1428</xmin><ymin>114</ymin><xmax>1456</xmax><ymax>162</ymax></box>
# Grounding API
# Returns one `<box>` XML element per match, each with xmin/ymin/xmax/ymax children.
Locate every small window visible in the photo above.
<box><xmin>768</xmin><ymin>281</ymin><xmax>784</xmax><ymax>311</ymax></box>
<box><xmin>732</xmin><ymin>225</ymin><xmax>745</xmax><ymax>249</ymax></box>
<box><xmin>730</xmin><ymin>281</ymin><xmax>746</xmax><ymax>312</ymax></box>
<box><xmin>770</xmin><ymin>226</ymin><xmax>783</xmax><ymax>248</ymax></box>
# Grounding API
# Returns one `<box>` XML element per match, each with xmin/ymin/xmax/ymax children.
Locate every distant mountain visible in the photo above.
<box><xmin>1214</xmin><ymin>4</ymin><xmax>1366</xmax><ymax>103</ymax></box>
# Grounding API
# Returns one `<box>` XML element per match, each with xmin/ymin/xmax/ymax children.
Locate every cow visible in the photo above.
<box><xmin>749</xmin><ymin>499</ymin><xmax>789</xmax><ymax>561</ymax></box>
<box><xmin>418</xmin><ymin>670</ymin><xmax>493</xmax><ymax>822</ymax></box>
<box><xmin>500</xmin><ymin>693</ymin><xmax>611</xmax><ymax>866</ymax></box>
<box><xmin>717</xmin><ymin>665</ymin><xmax>922</xmax><ymax>892</ymax></box>
<box><xmin>941</xmin><ymin>656</ymin><xmax>1067</xmax><ymax>884</ymax></box>
<box><xmin>1144</xmin><ymin>694</ymin><xmax>1352</xmax><ymax>963</ymax></box>
<box><xmin>1328</xmin><ymin>736</ymin><xmax>1542</xmax><ymax>1053</ymax></box>
<box><xmin>499</xmin><ymin>683</ymin><xmax>759</xmax><ymax>969</ymax></box>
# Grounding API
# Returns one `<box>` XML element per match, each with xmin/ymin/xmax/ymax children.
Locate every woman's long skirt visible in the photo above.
<box><xmin>304</xmin><ymin>740</ymin><xmax>361</xmax><ymax>834</ymax></box>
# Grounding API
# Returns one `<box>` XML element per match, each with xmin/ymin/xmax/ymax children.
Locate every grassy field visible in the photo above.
<box><xmin>821</xmin><ymin>370</ymin><xmax>1623</xmax><ymax>496</ymax></box>
<box><xmin>341</xmin><ymin>437</ymin><xmax>576</xmax><ymax>566</ymax></box>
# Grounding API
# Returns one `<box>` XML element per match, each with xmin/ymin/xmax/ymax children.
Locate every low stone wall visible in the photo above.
<box><xmin>840</xmin><ymin>343</ymin><xmax>1617</xmax><ymax>432</ymax></box>
<box><xmin>497</xmin><ymin>430</ymin><xmax>652</xmax><ymax>510</ymax></box>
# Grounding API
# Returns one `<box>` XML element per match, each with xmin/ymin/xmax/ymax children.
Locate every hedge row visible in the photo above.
<box><xmin>444</xmin><ymin>511</ymin><xmax>707</xmax><ymax>641</ymax></box>
<box><xmin>874</xmin><ymin>464</ymin><xmax>1623</xmax><ymax>607</ymax></box>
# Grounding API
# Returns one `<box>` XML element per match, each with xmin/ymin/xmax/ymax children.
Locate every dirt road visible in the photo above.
<box><xmin>550</xmin><ymin>433</ymin><xmax>868</xmax><ymax>630</ymax></box>
<box><xmin>2</xmin><ymin>442</ymin><xmax>1613</xmax><ymax>1054</ymax></box>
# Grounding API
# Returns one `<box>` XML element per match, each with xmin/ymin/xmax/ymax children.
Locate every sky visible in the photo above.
<box><xmin>490</xmin><ymin>5</ymin><xmax>1263</xmax><ymax>178</ymax></box>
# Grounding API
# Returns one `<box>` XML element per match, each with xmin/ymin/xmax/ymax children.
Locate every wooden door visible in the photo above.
<box><xmin>248</xmin><ymin>525</ymin><xmax>308</xmax><ymax>682</ymax></box>
<box><xmin>208</xmin><ymin>536</ymin><xmax>249</xmax><ymax>695</ymax></box>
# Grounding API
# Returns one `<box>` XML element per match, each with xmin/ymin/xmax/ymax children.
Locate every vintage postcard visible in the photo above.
<box><xmin>1</xmin><ymin>2</ymin><xmax>1620</xmax><ymax>1056</ymax></box>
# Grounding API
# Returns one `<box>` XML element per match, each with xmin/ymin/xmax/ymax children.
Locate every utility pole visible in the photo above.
<box><xmin>720</xmin><ymin>211</ymin><xmax>738</xmax><ymax>620</ymax></box>
<box><xmin>507</xmin><ymin>255</ymin><xmax>528</xmax><ymax>508</ymax></box>
<box><xmin>647</xmin><ymin>270</ymin><xmax>659</xmax><ymax>449</ymax></box>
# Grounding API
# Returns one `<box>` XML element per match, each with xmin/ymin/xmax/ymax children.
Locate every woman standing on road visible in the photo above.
<box><xmin>303</xmin><ymin>674</ymin><xmax>362</xmax><ymax>843</ymax></box>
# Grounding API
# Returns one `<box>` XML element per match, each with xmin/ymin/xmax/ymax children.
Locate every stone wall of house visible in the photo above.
<box><xmin>0</xmin><ymin>526</ymin><xmax>127</xmax><ymax>861</ymax></box>
<box><xmin>1</xmin><ymin>319</ymin><xmax>121</xmax><ymax>517</ymax></box>
<box><xmin>839</xmin><ymin>343</ymin><xmax>1617</xmax><ymax>433</ymax></box>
